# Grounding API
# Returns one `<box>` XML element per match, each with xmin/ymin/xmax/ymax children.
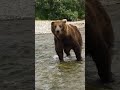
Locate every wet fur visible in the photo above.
<box><xmin>51</xmin><ymin>20</ymin><xmax>82</xmax><ymax>62</ymax></box>
<box><xmin>86</xmin><ymin>0</ymin><xmax>114</xmax><ymax>83</ymax></box>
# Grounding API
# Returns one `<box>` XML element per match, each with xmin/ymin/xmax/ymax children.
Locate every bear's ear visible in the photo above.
<box><xmin>51</xmin><ymin>21</ymin><xmax>54</xmax><ymax>25</ymax></box>
<box><xmin>62</xmin><ymin>19</ymin><xmax>67</xmax><ymax>23</ymax></box>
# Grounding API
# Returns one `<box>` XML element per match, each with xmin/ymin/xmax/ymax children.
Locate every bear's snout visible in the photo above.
<box><xmin>55</xmin><ymin>29</ymin><xmax>61</xmax><ymax>35</ymax></box>
<box><xmin>55</xmin><ymin>26</ymin><xmax>62</xmax><ymax>34</ymax></box>
<box><xmin>56</xmin><ymin>30</ymin><xmax>60</xmax><ymax>33</ymax></box>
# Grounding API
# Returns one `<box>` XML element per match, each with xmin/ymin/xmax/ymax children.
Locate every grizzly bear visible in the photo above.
<box><xmin>51</xmin><ymin>19</ymin><xmax>82</xmax><ymax>62</ymax></box>
<box><xmin>86</xmin><ymin>0</ymin><xmax>114</xmax><ymax>83</ymax></box>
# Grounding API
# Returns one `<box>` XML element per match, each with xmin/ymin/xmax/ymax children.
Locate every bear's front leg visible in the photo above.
<box><xmin>54</xmin><ymin>38</ymin><xmax>64</xmax><ymax>62</ymax></box>
<box><xmin>91</xmin><ymin>37</ymin><xmax>113</xmax><ymax>83</ymax></box>
<box><xmin>93</xmin><ymin>55</ymin><xmax>113</xmax><ymax>83</ymax></box>
<box><xmin>93</xmin><ymin>50</ymin><xmax>113</xmax><ymax>83</ymax></box>
<box><xmin>56</xmin><ymin>48</ymin><xmax>63</xmax><ymax>62</ymax></box>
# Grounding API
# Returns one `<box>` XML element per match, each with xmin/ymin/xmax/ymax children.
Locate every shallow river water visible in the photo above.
<box><xmin>35</xmin><ymin>27</ymin><xmax>85</xmax><ymax>90</ymax></box>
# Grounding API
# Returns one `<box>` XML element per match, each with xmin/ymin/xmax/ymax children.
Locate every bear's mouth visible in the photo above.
<box><xmin>55</xmin><ymin>33</ymin><xmax>62</xmax><ymax>38</ymax></box>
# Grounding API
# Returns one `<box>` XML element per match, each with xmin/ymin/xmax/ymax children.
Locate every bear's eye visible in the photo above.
<box><xmin>59</xmin><ymin>25</ymin><xmax>62</xmax><ymax>28</ymax></box>
<box><xmin>54</xmin><ymin>26</ymin><xmax>56</xmax><ymax>28</ymax></box>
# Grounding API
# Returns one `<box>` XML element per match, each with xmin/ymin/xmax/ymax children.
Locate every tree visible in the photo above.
<box><xmin>35</xmin><ymin>0</ymin><xmax>85</xmax><ymax>21</ymax></box>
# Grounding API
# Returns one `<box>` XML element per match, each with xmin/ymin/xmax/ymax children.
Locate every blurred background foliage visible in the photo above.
<box><xmin>35</xmin><ymin>0</ymin><xmax>85</xmax><ymax>21</ymax></box>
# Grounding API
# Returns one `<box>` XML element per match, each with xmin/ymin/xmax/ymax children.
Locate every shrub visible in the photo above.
<box><xmin>35</xmin><ymin>0</ymin><xmax>85</xmax><ymax>21</ymax></box>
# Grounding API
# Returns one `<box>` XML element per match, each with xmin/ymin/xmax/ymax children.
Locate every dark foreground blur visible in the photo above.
<box><xmin>86</xmin><ymin>1</ymin><xmax>120</xmax><ymax>90</ymax></box>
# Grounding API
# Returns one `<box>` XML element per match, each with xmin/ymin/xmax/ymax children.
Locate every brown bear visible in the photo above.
<box><xmin>51</xmin><ymin>19</ymin><xmax>82</xmax><ymax>62</ymax></box>
<box><xmin>86</xmin><ymin>0</ymin><xmax>114</xmax><ymax>83</ymax></box>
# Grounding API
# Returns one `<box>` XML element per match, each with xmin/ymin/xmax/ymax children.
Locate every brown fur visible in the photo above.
<box><xmin>86</xmin><ymin>0</ymin><xmax>114</xmax><ymax>83</ymax></box>
<box><xmin>51</xmin><ymin>20</ymin><xmax>82</xmax><ymax>62</ymax></box>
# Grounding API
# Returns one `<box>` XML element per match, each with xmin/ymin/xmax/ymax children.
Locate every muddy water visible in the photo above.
<box><xmin>35</xmin><ymin>27</ymin><xmax>85</xmax><ymax>90</ymax></box>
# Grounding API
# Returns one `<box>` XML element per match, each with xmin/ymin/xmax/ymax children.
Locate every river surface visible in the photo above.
<box><xmin>35</xmin><ymin>27</ymin><xmax>85</xmax><ymax>90</ymax></box>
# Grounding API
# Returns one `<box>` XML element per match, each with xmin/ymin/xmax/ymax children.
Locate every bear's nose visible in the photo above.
<box><xmin>56</xmin><ymin>30</ymin><xmax>59</xmax><ymax>33</ymax></box>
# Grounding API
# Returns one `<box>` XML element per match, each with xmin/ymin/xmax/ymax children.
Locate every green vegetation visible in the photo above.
<box><xmin>35</xmin><ymin>0</ymin><xmax>85</xmax><ymax>21</ymax></box>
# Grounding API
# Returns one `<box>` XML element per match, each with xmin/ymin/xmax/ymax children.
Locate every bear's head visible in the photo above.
<box><xmin>51</xmin><ymin>19</ymin><xmax>67</xmax><ymax>39</ymax></box>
